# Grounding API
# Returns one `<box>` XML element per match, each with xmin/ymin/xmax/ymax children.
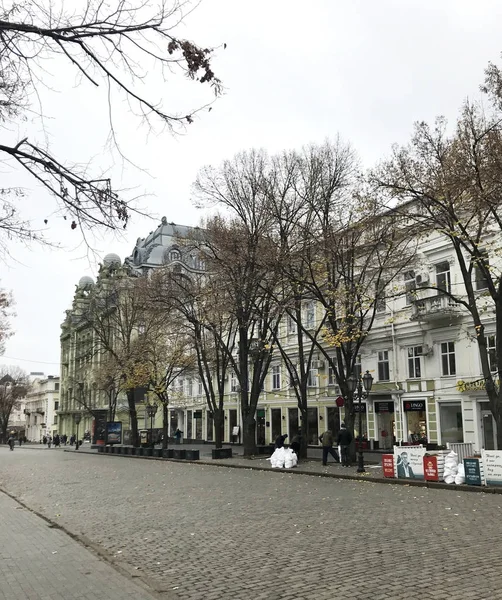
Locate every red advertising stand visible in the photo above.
<box><xmin>424</xmin><ymin>455</ymin><xmax>439</xmax><ymax>481</ymax></box>
<box><xmin>382</xmin><ymin>454</ymin><xmax>395</xmax><ymax>478</ymax></box>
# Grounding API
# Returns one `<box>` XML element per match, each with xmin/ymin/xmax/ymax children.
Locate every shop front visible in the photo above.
<box><xmin>437</xmin><ymin>401</ymin><xmax>463</xmax><ymax>445</ymax></box>
<box><xmin>374</xmin><ymin>400</ymin><xmax>395</xmax><ymax>450</ymax></box>
<box><xmin>403</xmin><ymin>399</ymin><xmax>427</xmax><ymax>445</ymax></box>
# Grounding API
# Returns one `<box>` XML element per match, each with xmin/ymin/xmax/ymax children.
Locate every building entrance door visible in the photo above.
<box><xmin>256</xmin><ymin>409</ymin><xmax>266</xmax><ymax>445</ymax></box>
<box><xmin>378</xmin><ymin>411</ymin><xmax>394</xmax><ymax>450</ymax></box>
<box><xmin>482</xmin><ymin>411</ymin><xmax>497</xmax><ymax>450</ymax></box>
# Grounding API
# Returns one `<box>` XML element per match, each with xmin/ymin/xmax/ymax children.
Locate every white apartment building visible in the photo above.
<box><xmin>167</xmin><ymin>229</ymin><xmax>498</xmax><ymax>453</ymax></box>
<box><xmin>25</xmin><ymin>375</ymin><xmax>60</xmax><ymax>441</ymax></box>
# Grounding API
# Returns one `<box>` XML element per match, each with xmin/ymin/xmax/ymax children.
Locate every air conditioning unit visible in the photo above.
<box><xmin>415</xmin><ymin>271</ymin><xmax>429</xmax><ymax>286</ymax></box>
<box><xmin>311</xmin><ymin>360</ymin><xmax>325</xmax><ymax>370</ymax></box>
<box><xmin>418</xmin><ymin>344</ymin><xmax>432</xmax><ymax>356</ymax></box>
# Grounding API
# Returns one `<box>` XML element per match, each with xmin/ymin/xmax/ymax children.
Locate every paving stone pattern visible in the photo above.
<box><xmin>1</xmin><ymin>449</ymin><xmax>502</xmax><ymax>600</ymax></box>
<box><xmin>0</xmin><ymin>489</ymin><xmax>162</xmax><ymax>600</ymax></box>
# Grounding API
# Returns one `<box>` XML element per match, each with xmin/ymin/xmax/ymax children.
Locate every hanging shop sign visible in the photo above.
<box><xmin>335</xmin><ymin>396</ymin><xmax>344</xmax><ymax>407</ymax></box>
<box><xmin>374</xmin><ymin>401</ymin><xmax>394</xmax><ymax>413</ymax></box>
<box><xmin>403</xmin><ymin>400</ymin><xmax>426</xmax><ymax>412</ymax></box>
<box><xmin>353</xmin><ymin>403</ymin><xmax>367</xmax><ymax>413</ymax></box>
<box><xmin>394</xmin><ymin>446</ymin><xmax>425</xmax><ymax>480</ymax></box>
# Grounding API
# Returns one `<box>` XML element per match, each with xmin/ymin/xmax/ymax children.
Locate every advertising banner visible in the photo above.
<box><xmin>482</xmin><ymin>450</ymin><xmax>502</xmax><ymax>486</ymax></box>
<box><xmin>106</xmin><ymin>422</ymin><xmax>122</xmax><ymax>445</ymax></box>
<box><xmin>382</xmin><ymin>454</ymin><xmax>395</xmax><ymax>478</ymax></box>
<box><xmin>423</xmin><ymin>455</ymin><xmax>439</xmax><ymax>481</ymax></box>
<box><xmin>394</xmin><ymin>446</ymin><xmax>425</xmax><ymax>480</ymax></box>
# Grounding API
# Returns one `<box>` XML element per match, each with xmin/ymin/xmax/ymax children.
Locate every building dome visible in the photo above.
<box><xmin>78</xmin><ymin>276</ymin><xmax>94</xmax><ymax>288</ymax></box>
<box><xmin>103</xmin><ymin>253</ymin><xmax>122</xmax><ymax>267</ymax></box>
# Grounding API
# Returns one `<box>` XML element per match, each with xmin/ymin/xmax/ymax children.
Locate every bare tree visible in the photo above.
<box><xmin>372</xmin><ymin>86</ymin><xmax>502</xmax><ymax>449</ymax></box>
<box><xmin>0</xmin><ymin>0</ymin><xmax>222</xmax><ymax>250</ymax></box>
<box><xmin>0</xmin><ymin>365</ymin><xmax>28</xmax><ymax>443</ymax></box>
<box><xmin>0</xmin><ymin>284</ymin><xmax>13</xmax><ymax>354</ymax></box>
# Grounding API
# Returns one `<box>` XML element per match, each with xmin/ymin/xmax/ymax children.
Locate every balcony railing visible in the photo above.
<box><xmin>411</xmin><ymin>294</ymin><xmax>462</xmax><ymax>321</ymax></box>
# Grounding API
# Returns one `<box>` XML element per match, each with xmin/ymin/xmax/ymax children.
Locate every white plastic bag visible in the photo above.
<box><xmin>455</xmin><ymin>463</ymin><xmax>465</xmax><ymax>485</ymax></box>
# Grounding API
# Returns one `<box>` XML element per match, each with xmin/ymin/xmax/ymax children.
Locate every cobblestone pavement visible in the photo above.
<box><xmin>0</xmin><ymin>489</ymin><xmax>164</xmax><ymax>600</ymax></box>
<box><xmin>1</xmin><ymin>449</ymin><xmax>502</xmax><ymax>600</ymax></box>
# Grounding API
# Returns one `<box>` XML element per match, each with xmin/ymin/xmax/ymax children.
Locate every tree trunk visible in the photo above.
<box><xmin>344</xmin><ymin>410</ymin><xmax>357</xmax><ymax>461</ymax></box>
<box><xmin>299</xmin><ymin>406</ymin><xmax>308</xmax><ymax>459</ymax></box>
<box><xmin>213</xmin><ymin>408</ymin><xmax>224</xmax><ymax>449</ymax></box>
<box><xmin>127</xmin><ymin>389</ymin><xmax>139</xmax><ymax>447</ymax></box>
<box><xmin>162</xmin><ymin>403</ymin><xmax>169</xmax><ymax>450</ymax></box>
<box><xmin>242</xmin><ymin>416</ymin><xmax>256</xmax><ymax>456</ymax></box>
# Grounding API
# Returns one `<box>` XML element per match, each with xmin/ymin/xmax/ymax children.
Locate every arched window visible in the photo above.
<box><xmin>169</xmin><ymin>249</ymin><xmax>181</xmax><ymax>261</ymax></box>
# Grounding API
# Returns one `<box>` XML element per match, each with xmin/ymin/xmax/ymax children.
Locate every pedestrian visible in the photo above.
<box><xmin>47</xmin><ymin>435</ymin><xmax>52</xmax><ymax>449</ymax></box>
<box><xmin>18</xmin><ymin>437</ymin><xmax>22</xmax><ymax>446</ymax></box>
<box><xmin>70</xmin><ymin>434</ymin><xmax>75</xmax><ymax>446</ymax></box>
<box><xmin>54</xmin><ymin>434</ymin><xmax>61</xmax><ymax>448</ymax></box>
<box><xmin>337</xmin><ymin>423</ymin><xmax>353</xmax><ymax>467</ymax></box>
<box><xmin>7</xmin><ymin>435</ymin><xmax>15</xmax><ymax>451</ymax></box>
<box><xmin>174</xmin><ymin>429</ymin><xmax>182</xmax><ymax>445</ymax></box>
<box><xmin>43</xmin><ymin>435</ymin><xmax>47</xmax><ymax>445</ymax></box>
<box><xmin>290</xmin><ymin>430</ymin><xmax>302</xmax><ymax>463</ymax></box>
<box><xmin>274</xmin><ymin>433</ymin><xmax>288</xmax><ymax>449</ymax></box>
<box><xmin>319</xmin><ymin>429</ymin><xmax>340</xmax><ymax>466</ymax></box>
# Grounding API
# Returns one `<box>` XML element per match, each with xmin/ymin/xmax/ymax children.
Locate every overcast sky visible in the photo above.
<box><xmin>3</xmin><ymin>0</ymin><xmax>502</xmax><ymax>375</ymax></box>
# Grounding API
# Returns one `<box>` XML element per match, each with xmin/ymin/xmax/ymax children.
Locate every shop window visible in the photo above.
<box><xmin>327</xmin><ymin>407</ymin><xmax>341</xmax><ymax>437</ymax></box>
<box><xmin>405</xmin><ymin>405</ymin><xmax>427</xmax><ymax>444</ymax></box>
<box><xmin>439</xmin><ymin>403</ymin><xmax>463</xmax><ymax>444</ymax></box>
<box><xmin>473</xmin><ymin>251</ymin><xmax>489</xmax><ymax>291</ymax></box>
<box><xmin>407</xmin><ymin>346</ymin><xmax>422</xmax><ymax>379</ymax></box>
<box><xmin>436</xmin><ymin>261</ymin><xmax>451</xmax><ymax>294</ymax></box>
<box><xmin>486</xmin><ymin>335</ymin><xmax>497</xmax><ymax>373</ymax></box>
<box><xmin>441</xmin><ymin>342</ymin><xmax>456</xmax><ymax>376</ymax></box>
<box><xmin>378</xmin><ymin>350</ymin><xmax>390</xmax><ymax>381</ymax></box>
<box><xmin>271</xmin><ymin>408</ymin><xmax>282</xmax><ymax>440</ymax></box>
<box><xmin>170</xmin><ymin>410</ymin><xmax>178</xmax><ymax>435</ymax></box>
<box><xmin>271</xmin><ymin>365</ymin><xmax>281</xmax><ymax>390</ymax></box>
<box><xmin>404</xmin><ymin>270</ymin><xmax>416</xmax><ymax>305</ymax></box>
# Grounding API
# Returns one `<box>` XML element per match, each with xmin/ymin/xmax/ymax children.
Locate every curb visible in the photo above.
<box><xmin>63</xmin><ymin>449</ymin><xmax>501</xmax><ymax>495</ymax></box>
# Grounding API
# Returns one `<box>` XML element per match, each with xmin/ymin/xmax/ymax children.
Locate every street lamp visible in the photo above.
<box><xmin>74</xmin><ymin>413</ymin><xmax>82</xmax><ymax>451</ymax></box>
<box><xmin>346</xmin><ymin>370</ymin><xmax>373</xmax><ymax>473</ymax></box>
<box><xmin>146</xmin><ymin>402</ymin><xmax>158</xmax><ymax>448</ymax></box>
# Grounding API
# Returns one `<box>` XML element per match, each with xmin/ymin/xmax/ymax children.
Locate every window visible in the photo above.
<box><xmin>441</xmin><ymin>342</ymin><xmax>456</xmax><ymax>376</ymax></box>
<box><xmin>354</xmin><ymin>354</ymin><xmax>362</xmax><ymax>380</ymax></box>
<box><xmin>473</xmin><ymin>251</ymin><xmax>489</xmax><ymax>291</ymax></box>
<box><xmin>439</xmin><ymin>403</ymin><xmax>463</xmax><ymax>444</ymax></box>
<box><xmin>230</xmin><ymin>372</ymin><xmax>238</xmax><ymax>393</ymax></box>
<box><xmin>169</xmin><ymin>249</ymin><xmax>181</xmax><ymax>261</ymax></box>
<box><xmin>328</xmin><ymin>365</ymin><xmax>336</xmax><ymax>386</ymax></box>
<box><xmin>287</xmin><ymin>315</ymin><xmax>297</xmax><ymax>335</ymax></box>
<box><xmin>198</xmin><ymin>379</ymin><xmax>204</xmax><ymax>396</ymax></box>
<box><xmin>54</xmin><ymin>401</ymin><xmax>59</xmax><ymax>411</ymax></box>
<box><xmin>486</xmin><ymin>335</ymin><xmax>497</xmax><ymax>373</ymax></box>
<box><xmin>184</xmin><ymin>378</ymin><xmax>193</xmax><ymax>397</ymax></box>
<box><xmin>55</xmin><ymin>383</ymin><xmax>59</xmax><ymax>392</ymax></box>
<box><xmin>436</xmin><ymin>261</ymin><xmax>451</xmax><ymax>294</ymax></box>
<box><xmin>378</xmin><ymin>351</ymin><xmax>390</xmax><ymax>381</ymax></box>
<box><xmin>408</xmin><ymin>347</ymin><xmax>422</xmax><ymax>379</ymax></box>
<box><xmin>53</xmin><ymin>415</ymin><xmax>58</xmax><ymax>425</ymax></box>
<box><xmin>404</xmin><ymin>270</ymin><xmax>416</xmax><ymax>305</ymax></box>
<box><xmin>271</xmin><ymin>365</ymin><xmax>281</xmax><ymax>390</ymax></box>
<box><xmin>375</xmin><ymin>282</ymin><xmax>386</xmax><ymax>313</ymax></box>
<box><xmin>307</xmin><ymin>367</ymin><xmax>319</xmax><ymax>388</ymax></box>
<box><xmin>304</xmin><ymin>301</ymin><xmax>315</xmax><ymax>329</ymax></box>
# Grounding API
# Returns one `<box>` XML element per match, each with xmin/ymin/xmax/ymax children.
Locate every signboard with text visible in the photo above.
<box><xmin>423</xmin><ymin>455</ymin><xmax>439</xmax><ymax>481</ymax></box>
<box><xmin>482</xmin><ymin>450</ymin><xmax>502</xmax><ymax>486</ymax></box>
<box><xmin>463</xmin><ymin>458</ymin><xmax>482</xmax><ymax>486</ymax></box>
<box><xmin>382</xmin><ymin>454</ymin><xmax>395</xmax><ymax>478</ymax></box>
<box><xmin>375</xmin><ymin>402</ymin><xmax>394</xmax><ymax>413</ymax></box>
<box><xmin>394</xmin><ymin>446</ymin><xmax>425</xmax><ymax>480</ymax></box>
<box><xmin>403</xmin><ymin>400</ymin><xmax>426</xmax><ymax>412</ymax></box>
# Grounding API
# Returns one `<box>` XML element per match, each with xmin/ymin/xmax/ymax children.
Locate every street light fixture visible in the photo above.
<box><xmin>346</xmin><ymin>370</ymin><xmax>373</xmax><ymax>473</ymax></box>
<box><xmin>146</xmin><ymin>402</ymin><xmax>158</xmax><ymax>448</ymax></box>
<box><xmin>74</xmin><ymin>413</ymin><xmax>82</xmax><ymax>451</ymax></box>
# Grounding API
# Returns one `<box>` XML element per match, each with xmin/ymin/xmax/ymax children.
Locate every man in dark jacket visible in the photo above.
<box><xmin>337</xmin><ymin>423</ymin><xmax>353</xmax><ymax>467</ymax></box>
<box><xmin>274</xmin><ymin>433</ymin><xmax>288</xmax><ymax>449</ymax></box>
<box><xmin>290</xmin><ymin>430</ymin><xmax>302</xmax><ymax>462</ymax></box>
<box><xmin>319</xmin><ymin>429</ymin><xmax>339</xmax><ymax>466</ymax></box>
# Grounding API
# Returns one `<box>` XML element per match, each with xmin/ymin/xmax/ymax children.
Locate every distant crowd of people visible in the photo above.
<box><xmin>41</xmin><ymin>434</ymin><xmax>78</xmax><ymax>448</ymax></box>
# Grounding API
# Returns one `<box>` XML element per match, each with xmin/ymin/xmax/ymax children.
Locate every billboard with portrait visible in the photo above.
<box><xmin>394</xmin><ymin>446</ymin><xmax>425</xmax><ymax>480</ymax></box>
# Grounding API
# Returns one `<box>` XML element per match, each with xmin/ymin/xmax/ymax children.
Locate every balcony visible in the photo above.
<box><xmin>410</xmin><ymin>294</ymin><xmax>463</xmax><ymax>321</ymax></box>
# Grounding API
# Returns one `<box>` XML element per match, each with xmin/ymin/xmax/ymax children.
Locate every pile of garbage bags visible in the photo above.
<box><xmin>443</xmin><ymin>450</ymin><xmax>465</xmax><ymax>485</ymax></box>
<box><xmin>267</xmin><ymin>447</ymin><xmax>298</xmax><ymax>469</ymax></box>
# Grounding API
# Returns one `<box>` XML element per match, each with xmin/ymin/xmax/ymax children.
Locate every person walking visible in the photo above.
<box><xmin>319</xmin><ymin>429</ymin><xmax>340</xmax><ymax>466</ymax></box>
<box><xmin>47</xmin><ymin>435</ymin><xmax>52</xmax><ymax>449</ymax></box>
<box><xmin>337</xmin><ymin>423</ymin><xmax>353</xmax><ymax>467</ymax></box>
<box><xmin>174</xmin><ymin>429</ymin><xmax>182</xmax><ymax>445</ymax></box>
<box><xmin>7</xmin><ymin>435</ymin><xmax>15</xmax><ymax>451</ymax></box>
<box><xmin>290</xmin><ymin>430</ymin><xmax>302</xmax><ymax>464</ymax></box>
<box><xmin>54</xmin><ymin>434</ymin><xmax>61</xmax><ymax>448</ymax></box>
<box><xmin>274</xmin><ymin>433</ymin><xmax>288</xmax><ymax>449</ymax></box>
<box><xmin>70</xmin><ymin>434</ymin><xmax>75</xmax><ymax>446</ymax></box>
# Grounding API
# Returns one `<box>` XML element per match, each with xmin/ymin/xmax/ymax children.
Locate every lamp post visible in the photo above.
<box><xmin>74</xmin><ymin>413</ymin><xmax>82</xmax><ymax>451</ymax></box>
<box><xmin>146</xmin><ymin>402</ymin><xmax>158</xmax><ymax>448</ymax></box>
<box><xmin>347</xmin><ymin>370</ymin><xmax>373</xmax><ymax>473</ymax></box>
